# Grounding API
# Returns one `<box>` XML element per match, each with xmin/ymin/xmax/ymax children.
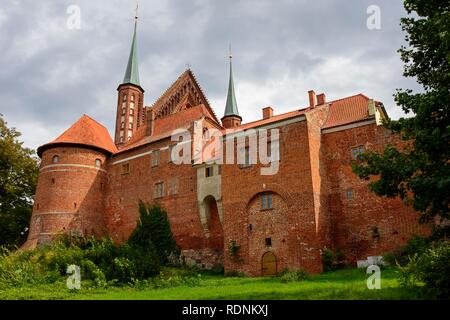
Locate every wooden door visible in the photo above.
<box><xmin>262</xmin><ymin>252</ymin><xmax>277</xmax><ymax>276</ymax></box>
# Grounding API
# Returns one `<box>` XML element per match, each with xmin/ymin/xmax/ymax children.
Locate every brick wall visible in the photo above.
<box><xmin>25</xmin><ymin>146</ymin><xmax>108</xmax><ymax>247</ymax></box>
<box><xmin>322</xmin><ymin>123</ymin><xmax>430</xmax><ymax>262</ymax></box>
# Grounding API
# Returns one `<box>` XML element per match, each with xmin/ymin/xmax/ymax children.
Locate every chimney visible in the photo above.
<box><xmin>317</xmin><ymin>93</ymin><xmax>326</xmax><ymax>105</ymax></box>
<box><xmin>308</xmin><ymin>90</ymin><xmax>317</xmax><ymax>108</ymax></box>
<box><xmin>262</xmin><ymin>106</ymin><xmax>273</xmax><ymax>119</ymax></box>
<box><xmin>145</xmin><ymin>108</ymin><xmax>155</xmax><ymax>136</ymax></box>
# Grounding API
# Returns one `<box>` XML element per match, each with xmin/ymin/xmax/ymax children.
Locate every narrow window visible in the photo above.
<box><xmin>122</xmin><ymin>163</ymin><xmax>130</xmax><ymax>174</ymax></box>
<box><xmin>74</xmin><ymin>202</ymin><xmax>77</xmax><ymax>208</ymax></box>
<box><xmin>268</xmin><ymin>193</ymin><xmax>273</xmax><ymax>209</ymax></box>
<box><xmin>261</xmin><ymin>192</ymin><xmax>273</xmax><ymax>209</ymax></box>
<box><xmin>52</xmin><ymin>155</ymin><xmax>59</xmax><ymax>164</ymax></box>
<box><xmin>218</xmin><ymin>165</ymin><xmax>222</xmax><ymax>175</ymax></box>
<box><xmin>152</xmin><ymin>150</ymin><xmax>160</xmax><ymax>167</ymax></box>
<box><xmin>95</xmin><ymin>159</ymin><xmax>102</xmax><ymax>167</ymax></box>
<box><xmin>265</xmin><ymin>238</ymin><xmax>272</xmax><ymax>246</ymax></box>
<box><xmin>205</xmin><ymin>166</ymin><xmax>213</xmax><ymax>177</ymax></box>
<box><xmin>122</xmin><ymin>94</ymin><xmax>127</xmax><ymax>101</ymax></box>
<box><xmin>154</xmin><ymin>182</ymin><xmax>164</xmax><ymax>198</ymax></box>
<box><xmin>131</xmin><ymin>94</ymin><xmax>135</xmax><ymax>102</ymax></box>
<box><xmin>51</xmin><ymin>178</ymin><xmax>55</xmax><ymax>184</ymax></box>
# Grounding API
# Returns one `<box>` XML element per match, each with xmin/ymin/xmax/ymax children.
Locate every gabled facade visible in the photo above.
<box><xmin>23</xmin><ymin>21</ymin><xmax>429</xmax><ymax>275</ymax></box>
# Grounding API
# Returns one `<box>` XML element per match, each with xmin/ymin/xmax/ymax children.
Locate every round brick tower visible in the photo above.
<box><xmin>22</xmin><ymin>115</ymin><xmax>117</xmax><ymax>248</ymax></box>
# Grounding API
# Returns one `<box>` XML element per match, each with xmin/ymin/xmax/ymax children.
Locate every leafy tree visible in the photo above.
<box><xmin>353</xmin><ymin>0</ymin><xmax>450</xmax><ymax>233</ymax></box>
<box><xmin>128</xmin><ymin>202</ymin><xmax>179</xmax><ymax>265</ymax></box>
<box><xmin>0</xmin><ymin>114</ymin><xmax>39</xmax><ymax>246</ymax></box>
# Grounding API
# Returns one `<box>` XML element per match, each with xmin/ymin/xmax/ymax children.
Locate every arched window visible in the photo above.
<box><xmin>95</xmin><ymin>159</ymin><xmax>102</xmax><ymax>167</ymax></box>
<box><xmin>131</xmin><ymin>94</ymin><xmax>135</xmax><ymax>102</ymax></box>
<box><xmin>52</xmin><ymin>155</ymin><xmax>59</xmax><ymax>164</ymax></box>
<box><xmin>122</xmin><ymin>94</ymin><xmax>127</xmax><ymax>101</ymax></box>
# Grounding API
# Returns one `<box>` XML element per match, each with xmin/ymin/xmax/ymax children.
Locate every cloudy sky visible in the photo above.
<box><xmin>0</xmin><ymin>0</ymin><xmax>420</xmax><ymax>151</ymax></box>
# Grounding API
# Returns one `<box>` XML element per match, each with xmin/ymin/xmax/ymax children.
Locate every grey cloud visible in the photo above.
<box><xmin>0</xmin><ymin>0</ymin><xmax>417</xmax><ymax>150</ymax></box>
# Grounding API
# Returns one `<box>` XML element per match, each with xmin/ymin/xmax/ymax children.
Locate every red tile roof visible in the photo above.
<box><xmin>323</xmin><ymin>94</ymin><xmax>372</xmax><ymax>129</ymax></box>
<box><xmin>233</xmin><ymin>109</ymin><xmax>307</xmax><ymax>132</ymax></box>
<box><xmin>117</xmin><ymin>104</ymin><xmax>213</xmax><ymax>154</ymax></box>
<box><xmin>37</xmin><ymin>114</ymin><xmax>117</xmax><ymax>157</ymax></box>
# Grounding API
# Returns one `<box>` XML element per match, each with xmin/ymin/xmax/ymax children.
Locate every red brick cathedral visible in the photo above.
<box><xmin>23</xmin><ymin>19</ymin><xmax>427</xmax><ymax>275</ymax></box>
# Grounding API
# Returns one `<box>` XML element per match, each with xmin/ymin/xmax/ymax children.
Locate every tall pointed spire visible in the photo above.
<box><xmin>223</xmin><ymin>47</ymin><xmax>239</xmax><ymax>117</ymax></box>
<box><xmin>122</xmin><ymin>3</ymin><xmax>140</xmax><ymax>86</ymax></box>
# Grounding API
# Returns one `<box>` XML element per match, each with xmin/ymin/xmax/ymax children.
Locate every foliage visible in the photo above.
<box><xmin>210</xmin><ymin>263</ymin><xmax>225</xmax><ymax>275</ymax></box>
<box><xmin>352</xmin><ymin>0</ymin><xmax>450</xmax><ymax>232</ymax></box>
<box><xmin>228</xmin><ymin>239</ymin><xmax>241</xmax><ymax>261</ymax></box>
<box><xmin>397</xmin><ymin>240</ymin><xmax>450</xmax><ymax>299</ymax></box>
<box><xmin>383</xmin><ymin>235</ymin><xmax>431</xmax><ymax>266</ymax></box>
<box><xmin>0</xmin><ymin>115</ymin><xmax>39</xmax><ymax>247</ymax></box>
<box><xmin>128</xmin><ymin>202</ymin><xmax>179</xmax><ymax>265</ymax></box>
<box><xmin>279</xmin><ymin>269</ymin><xmax>310</xmax><ymax>283</ymax></box>
<box><xmin>322</xmin><ymin>248</ymin><xmax>347</xmax><ymax>272</ymax></box>
<box><xmin>0</xmin><ymin>268</ymin><xmax>426</xmax><ymax>300</ymax></box>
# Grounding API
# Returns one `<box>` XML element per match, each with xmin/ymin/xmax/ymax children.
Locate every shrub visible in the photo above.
<box><xmin>397</xmin><ymin>241</ymin><xmax>450</xmax><ymax>299</ymax></box>
<box><xmin>128</xmin><ymin>202</ymin><xmax>179</xmax><ymax>265</ymax></box>
<box><xmin>211</xmin><ymin>263</ymin><xmax>224</xmax><ymax>275</ymax></box>
<box><xmin>279</xmin><ymin>269</ymin><xmax>310</xmax><ymax>283</ymax></box>
<box><xmin>384</xmin><ymin>235</ymin><xmax>431</xmax><ymax>266</ymax></box>
<box><xmin>322</xmin><ymin>248</ymin><xmax>347</xmax><ymax>271</ymax></box>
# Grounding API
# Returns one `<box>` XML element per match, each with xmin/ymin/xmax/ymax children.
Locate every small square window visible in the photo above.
<box><xmin>52</xmin><ymin>155</ymin><xmax>59</xmax><ymax>164</ymax></box>
<box><xmin>346</xmin><ymin>189</ymin><xmax>354</xmax><ymax>199</ymax></box>
<box><xmin>265</xmin><ymin>238</ymin><xmax>272</xmax><ymax>246</ymax></box>
<box><xmin>95</xmin><ymin>159</ymin><xmax>102</xmax><ymax>167</ymax></box>
<box><xmin>205</xmin><ymin>167</ymin><xmax>213</xmax><ymax>177</ymax></box>
<box><xmin>351</xmin><ymin>145</ymin><xmax>365</xmax><ymax>160</ymax></box>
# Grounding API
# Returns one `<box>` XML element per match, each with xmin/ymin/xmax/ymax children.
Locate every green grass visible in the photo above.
<box><xmin>0</xmin><ymin>268</ymin><xmax>424</xmax><ymax>300</ymax></box>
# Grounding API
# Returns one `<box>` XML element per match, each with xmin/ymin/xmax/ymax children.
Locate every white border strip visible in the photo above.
<box><xmin>40</xmin><ymin>163</ymin><xmax>107</xmax><ymax>173</ymax></box>
<box><xmin>322</xmin><ymin>119</ymin><xmax>376</xmax><ymax>134</ymax></box>
<box><xmin>112</xmin><ymin>149</ymin><xmax>153</xmax><ymax>165</ymax></box>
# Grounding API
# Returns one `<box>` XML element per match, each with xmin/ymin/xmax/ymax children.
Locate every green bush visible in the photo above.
<box><xmin>210</xmin><ymin>263</ymin><xmax>225</xmax><ymax>275</ymax></box>
<box><xmin>0</xmin><ymin>203</ymin><xmax>181</xmax><ymax>289</ymax></box>
<box><xmin>128</xmin><ymin>202</ymin><xmax>179</xmax><ymax>265</ymax></box>
<box><xmin>279</xmin><ymin>269</ymin><xmax>310</xmax><ymax>283</ymax></box>
<box><xmin>384</xmin><ymin>235</ymin><xmax>431</xmax><ymax>266</ymax></box>
<box><xmin>322</xmin><ymin>248</ymin><xmax>347</xmax><ymax>271</ymax></box>
<box><xmin>397</xmin><ymin>241</ymin><xmax>450</xmax><ymax>299</ymax></box>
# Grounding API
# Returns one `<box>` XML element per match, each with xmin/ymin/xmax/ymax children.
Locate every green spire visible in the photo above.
<box><xmin>122</xmin><ymin>18</ymin><xmax>140</xmax><ymax>86</ymax></box>
<box><xmin>224</xmin><ymin>52</ymin><xmax>239</xmax><ymax>117</ymax></box>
